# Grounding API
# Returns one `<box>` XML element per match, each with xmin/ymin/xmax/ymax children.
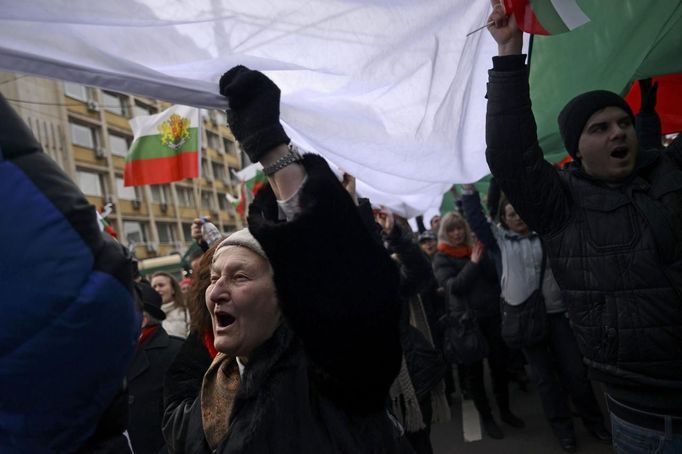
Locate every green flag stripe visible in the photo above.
<box><xmin>126</xmin><ymin>128</ymin><xmax>199</xmax><ymax>162</ymax></box>
<box><xmin>530</xmin><ymin>0</ymin><xmax>570</xmax><ymax>34</ymax></box>
<box><xmin>245</xmin><ymin>172</ymin><xmax>267</xmax><ymax>191</ymax></box>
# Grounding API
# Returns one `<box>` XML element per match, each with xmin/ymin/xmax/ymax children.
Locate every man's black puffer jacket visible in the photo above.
<box><xmin>484</xmin><ymin>55</ymin><xmax>682</xmax><ymax>411</ymax></box>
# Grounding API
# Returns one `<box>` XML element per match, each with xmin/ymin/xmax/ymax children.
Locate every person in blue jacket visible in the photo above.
<box><xmin>0</xmin><ymin>93</ymin><xmax>139</xmax><ymax>452</ymax></box>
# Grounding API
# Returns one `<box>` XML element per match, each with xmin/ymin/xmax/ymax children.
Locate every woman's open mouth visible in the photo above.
<box><xmin>216</xmin><ymin>312</ymin><xmax>236</xmax><ymax>328</ymax></box>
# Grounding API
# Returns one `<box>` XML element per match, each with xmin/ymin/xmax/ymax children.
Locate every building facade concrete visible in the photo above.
<box><xmin>1</xmin><ymin>71</ymin><xmax>245</xmax><ymax>261</ymax></box>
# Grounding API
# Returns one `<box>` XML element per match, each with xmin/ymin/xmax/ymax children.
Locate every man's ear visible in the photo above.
<box><xmin>575</xmin><ymin>150</ymin><xmax>582</xmax><ymax>160</ymax></box>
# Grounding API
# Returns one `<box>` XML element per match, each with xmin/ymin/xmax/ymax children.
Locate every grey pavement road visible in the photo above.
<box><xmin>430</xmin><ymin>373</ymin><xmax>613</xmax><ymax>454</ymax></box>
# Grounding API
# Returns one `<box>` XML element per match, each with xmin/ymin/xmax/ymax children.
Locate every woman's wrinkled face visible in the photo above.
<box><xmin>151</xmin><ymin>275</ymin><xmax>174</xmax><ymax>304</ymax></box>
<box><xmin>446</xmin><ymin>226</ymin><xmax>466</xmax><ymax>247</ymax></box>
<box><xmin>206</xmin><ymin>246</ymin><xmax>280</xmax><ymax>357</ymax></box>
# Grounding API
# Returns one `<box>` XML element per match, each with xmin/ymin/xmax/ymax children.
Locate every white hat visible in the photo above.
<box><xmin>213</xmin><ymin>228</ymin><xmax>267</xmax><ymax>263</ymax></box>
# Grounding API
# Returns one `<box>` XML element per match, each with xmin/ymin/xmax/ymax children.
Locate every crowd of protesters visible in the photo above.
<box><xmin>2</xmin><ymin>1</ymin><xmax>681</xmax><ymax>453</ymax></box>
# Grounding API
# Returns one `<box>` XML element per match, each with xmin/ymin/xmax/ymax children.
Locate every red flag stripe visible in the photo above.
<box><xmin>124</xmin><ymin>151</ymin><xmax>199</xmax><ymax>186</ymax></box>
<box><xmin>625</xmin><ymin>74</ymin><xmax>682</xmax><ymax>135</ymax></box>
<box><xmin>503</xmin><ymin>0</ymin><xmax>551</xmax><ymax>35</ymax></box>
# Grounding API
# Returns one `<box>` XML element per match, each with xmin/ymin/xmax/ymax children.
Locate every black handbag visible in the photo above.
<box><xmin>438</xmin><ymin>299</ymin><xmax>489</xmax><ymax>366</ymax></box>
<box><xmin>500</xmin><ymin>242</ymin><xmax>548</xmax><ymax>349</ymax></box>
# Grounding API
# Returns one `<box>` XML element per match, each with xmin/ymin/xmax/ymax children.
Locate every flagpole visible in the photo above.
<box><xmin>193</xmin><ymin>178</ymin><xmax>202</xmax><ymax>219</ymax></box>
<box><xmin>466</xmin><ymin>20</ymin><xmax>494</xmax><ymax>37</ymax></box>
<box><xmin>195</xmin><ymin>108</ymin><xmax>203</xmax><ymax>220</ymax></box>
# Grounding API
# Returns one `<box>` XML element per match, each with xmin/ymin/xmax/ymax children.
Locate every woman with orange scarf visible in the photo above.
<box><xmin>432</xmin><ymin>212</ymin><xmax>523</xmax><ymax>440</ymax></box>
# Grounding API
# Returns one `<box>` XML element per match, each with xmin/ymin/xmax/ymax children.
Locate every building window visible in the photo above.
<box><xmin>150</xmin><ymin>184</ymin><xmax>170</xmax><ymax>203</ymax></box>
<box><xmin>115</xmin><ymin>177</ymin><xmax>138</xmax><ymax>200</ymax></box>
<box><xmin>123</xmin><ymin>221</ymin><xmax>147</xmax><ymax>245</ymax></box>
<box><xmin>176</xmin><ymin>187</ymin><xmax>195</xmax><ymax>207</ymax></box>
<box><xmin>223</xmin><ymin>138</ymin><xmax>236</xmax><ymax>155</ymax></box>
<box><xmin>109</xmin><ymin>133</ymin><xmax>130</xmax><ymax>157</ymax></box>
<box><xmin>77</xmin><ymin>170</ymin><xmax>106</xmax><ymax>197</ymax></box>
<box><xmin>70</xmin><ymin>121</ymin><xmax>99</xmax><ymax>149</ymax></box>
<box><xmin>157</xmin><ymin>222</ymin><xmax>176</xmax><ymax>244</ymax></box>
<box><xmin>201</xmin><ymin>158</ymin><xmax>211</xmax><ymax>179</ymax></box>
<box><xmin>215</xmin><ymin>111</ymin><xmax>226</xmax><ymax>125</ymax></box>
<box><xmin>212</xmin><ymin>162</ymin><xmax>226</xmax><ymax>181</ymax></box>
<box><xmin>201</xmin><ymin>192</ymin><xmax>214</xmax><ymax>210</ymax></box>
<box><xmin>182</xmin><ymin>223</ymin><xmax>194</xmax><ymax>242</ymax></box>
<box><xmin>207</xmin><ymin>131</ymin><xmax>221</xmax><ymax>150</ymax></box>
<box><xmin>102</xmin><ymin>91</ymin><xmax>129</xmax><ymax>117</ymax></box>
<box><xmin>64</xmin><ymin>82</ymin><xmax>89</xmax><ymax>101</ymax></box>
<box><xmin>133</xmin><ymin>101</ymin><xmax>156</xmax><ymax>117</ymax></box>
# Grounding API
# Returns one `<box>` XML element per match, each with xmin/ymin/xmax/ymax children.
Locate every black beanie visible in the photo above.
<box><xmin>557</xmin><ymin>90</ymin><xmax>634</xmax><ymax>158</ymax></box>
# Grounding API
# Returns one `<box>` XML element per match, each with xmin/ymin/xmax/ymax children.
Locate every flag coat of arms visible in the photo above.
<box><xmin>125</xmin><ymin>105</ymin><xmax>201</xmax><ymax>186</ymax></box>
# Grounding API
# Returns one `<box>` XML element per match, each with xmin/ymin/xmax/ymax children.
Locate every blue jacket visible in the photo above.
<box><xmin>0</xmin><ymin>94</ymin><xmax>139</xmax><ymax>451</ymax></box>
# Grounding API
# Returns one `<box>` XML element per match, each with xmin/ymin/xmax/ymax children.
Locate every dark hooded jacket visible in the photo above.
<box><xmin>485</xmin><ymin>55</ymin><xmax>682</xmax><ymax>411</ymax></box>
<box><xmin>162</xmin><ymin>154</ymin><xmax>403</xmax><ymax>453</ymax></box>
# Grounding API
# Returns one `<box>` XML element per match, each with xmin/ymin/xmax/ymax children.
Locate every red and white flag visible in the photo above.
<box><xmin>504</xmin><ymin>0</ymin><xmax>590</xmax><ymax>35</ymax></box>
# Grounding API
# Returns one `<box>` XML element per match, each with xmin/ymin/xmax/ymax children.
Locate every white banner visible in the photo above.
<box><xmin>0</xmin><ymin>0</ymin><xmax>500</xmax><ymax>217</ymax></box>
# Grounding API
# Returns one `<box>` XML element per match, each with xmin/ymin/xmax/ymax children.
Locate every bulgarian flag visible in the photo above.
<box><xmin>232</xmin><ymin>163</ymin><xmax>268</xmax><ymax>218</ymax></box>
<box><xmin>503</xmin><ymin>0</ymin><xmax>590</xmax><ymax>35</ymax></box>
<box><xmin>97</xmin><ymin>203</ymin><xmax>118</xmax><ymax>239</ymax></box>
<box><xmin>528</xmin><ymin>0</ymin><xmax>682</xmax><ymax>163</ymax></box>
<box><xmin>125</xmin><ymin>105</ymin><xmax>201</xmax><ymax>186</ymax></box>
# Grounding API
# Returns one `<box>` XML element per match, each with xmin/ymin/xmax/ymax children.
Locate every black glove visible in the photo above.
<box><xmin>639</xmin><ymin>78</ymin><xmax>658</xmax><ymax>115</ymax></box>
<box><xmin>219</xmin><ymin>65</ymin><xmax>290</xmax><ymax>163</ymax></box>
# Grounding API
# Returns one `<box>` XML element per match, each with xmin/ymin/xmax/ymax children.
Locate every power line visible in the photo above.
<box><xmin>3</xmin><ymin>97</ymin><xmax>121</xmax><ymax>108</ymax></box>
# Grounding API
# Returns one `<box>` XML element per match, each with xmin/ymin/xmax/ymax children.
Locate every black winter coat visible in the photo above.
<box><xmin>485</xmin><ymin>55</ymin><xmax>682</xmax><ymax>409</ymax></box>
<box><xmin>163</xmin><ymin>331</ymin><xmax>213</xmax><ymax>453</ymax></box>
<box><xmin>163</xmin><ymin>154</ymin><xmax>403</xmax><ymax>453</ymax></box>
<box><xmin>432</xmin><ymin>251</ymin><xmax>501</xmax><ymax>320</ymax></box>
<box><xmin>127</xmin><ymin>326</ymin><xmax>183</xmax><ymax>454</ymax></box>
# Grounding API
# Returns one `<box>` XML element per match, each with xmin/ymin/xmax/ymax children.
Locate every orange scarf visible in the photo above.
<box><xmin>437</xmin><ymin>242</ymin><xmax>472</xmax><ymax>258</ymax></box>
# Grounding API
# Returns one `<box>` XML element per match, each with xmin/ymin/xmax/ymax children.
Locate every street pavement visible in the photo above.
<box><xmin>431</xmin><ymin>371</ymin><xmax>613</xmax><ymax>454</ymax></box>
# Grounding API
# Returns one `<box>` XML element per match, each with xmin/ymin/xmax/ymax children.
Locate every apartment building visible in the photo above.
<box><xmin>1</xmin><ymin>72</ymin><xmax>245</xmax><ymax>261</ymax></box>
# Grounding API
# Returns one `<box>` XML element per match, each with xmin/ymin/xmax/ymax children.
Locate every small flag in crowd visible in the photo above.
<box><xmin>231</xmin><ymin>164</ymin><xmax>268</xmax><ymax>218</ymax></box>
<box><xmin>97</xmin><ymin>203</ymin><xmax>118</xmax><ymax>238</ymax></box>
<box><xmin>503</xmin><ymin>0</ymin><xmax>590</xmax><ymax>35</ymax></box>
<box><xmin>125</xmin><ymin>105</ymin><xmax>201</xmax><ymax>186</ymax></box>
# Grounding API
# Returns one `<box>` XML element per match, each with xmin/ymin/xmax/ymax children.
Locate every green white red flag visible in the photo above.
<box><xmin>503</xmin><ymin>0</ymin><xmax>590</xmax><ymax>35</ymax></box>
<box><xmin>231</xmin><ymin>164</ymin><xmax>268</xmax><ymax>218</ymax></box>
<box><xmin>125</xmin><ymin>105</ymin><xmax>201</xmax><ymax>186</ymax></box>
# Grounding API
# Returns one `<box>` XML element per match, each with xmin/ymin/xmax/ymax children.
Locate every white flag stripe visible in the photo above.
<box><xmin>235</xmin><ymin>163</ymin><xmax>263</xmax><ymax>182</ymax></box>
<box><xmin>550</xmin><ymin>0</ymin><xmax>590</xmax><ymax>30</ymax></box>
<box><xmin>129</xmin><ymin>105</ymin><xmax>200</xmax><ymax>138</ymax></box>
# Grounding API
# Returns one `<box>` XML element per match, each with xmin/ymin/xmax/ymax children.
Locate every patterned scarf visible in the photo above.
<box><xmin>201</xmin><ymin>353</ymin><xmax>240</xmax><ymax>449</ymax></box>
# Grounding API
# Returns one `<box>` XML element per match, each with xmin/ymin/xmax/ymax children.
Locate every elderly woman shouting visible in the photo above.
<box><xmin>162</xmin><ymin>66</ymin><xmax>403</xmax><ymax>453</ymax></box>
